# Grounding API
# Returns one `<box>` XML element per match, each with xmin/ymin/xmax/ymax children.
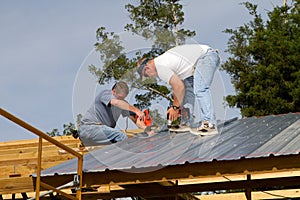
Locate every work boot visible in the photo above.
<box><xmin>191</xmin><ymin>120</ymin><xmax>218</xmax><ymax>136</ymax></box>
<box><xmin>168</xmin><ymin>125</ymin><xmax>191</xmax><ymax>133</ymax></box>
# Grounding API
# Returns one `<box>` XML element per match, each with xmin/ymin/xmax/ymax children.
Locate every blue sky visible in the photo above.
<box><xmin>0</xmin><ymin>0</ymin><xmax>284</xmax><ymax>142</ymax></box>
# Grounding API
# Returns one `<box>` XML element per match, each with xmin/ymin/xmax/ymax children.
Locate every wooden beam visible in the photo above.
<box><xmin>159</xmin><ymin>181</ymin><xmax>199</xmax><ymax>200</ymax></box>
<box><xmin>0</xmin><ymin>143</ymin><xmax>78</xmax><ymax>156</ymax></box>
<box><xmin>0</xmin><ymin>160</ymin><xmax>80</xmax><ymax>179</ymax></box>
<box><xmin>195</xmin><ymin>189</ymin><xmax>300</xmax><ymax>200</ymax></box>
<box><xmin>0</xmin><ymin>136</ymin><xmax>80</xmax><ymax>150</ymax></box>
<box><xmin>177</xmin><ymin>170</ymin><xmax>300</xmax><ymax>187</ymax></box>
<box><xmin>245</xmin><ymin>174</ymin><xmax>252</xmax><ymax>200</ymax></box>
<box><xmin>0</xmin><ymin>177</ymin><xmax>34</xmax><ymax>194</ymax></box>
<box><xmin>0</xmin><ymin>154</ymin><xmax>76</xmax><ymax>166</ymax></box>
<box><xmin>0</xmin><ymin>149</ymin><xmax>62</xmax><ymax>161</ymax></box>
<box><xmin>68</xmin><ymin>176</ymin><xmax>300</xmax><ymax>199</ymax></box>
<box><xmin>74</xmin><ymin>154</ymin><xmax>300</xmax><ymax>186</ymax></box>
<box><xmin>3</xmin><ymin>182</ymin><xmax>299</xmax><ymax>200</ymax></box>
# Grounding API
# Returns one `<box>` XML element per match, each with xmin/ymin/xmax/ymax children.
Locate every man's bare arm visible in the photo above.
<box><xmin>169</xmin><ymin>74</ymin><xmax>185</xmax><ymax>106</ymax></box>
<box><xmin>110</xmin><ymin>99</ymin><xmax>144</xmax><ymax>118</ymax></box>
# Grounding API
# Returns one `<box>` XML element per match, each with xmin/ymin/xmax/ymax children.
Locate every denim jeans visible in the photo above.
<box><xmin>182</xmin><ymin>76</ymin><xmax>195</xmax><ymax>126</ymax></box>
<box><xmin>193</xmin><ymin>50</ymin><xmax>220</xmax><ymax>125</ymax></box>
<box><xmin>78</xmin><ymin>124</ymin><xmax>127</xmax><ymax>146</ymax></box>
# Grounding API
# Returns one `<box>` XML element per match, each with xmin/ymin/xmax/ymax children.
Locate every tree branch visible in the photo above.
<box><xmin>143</xmin><ymin>85</ymin><xmax>173</xmax><ymax>102</ymax></box>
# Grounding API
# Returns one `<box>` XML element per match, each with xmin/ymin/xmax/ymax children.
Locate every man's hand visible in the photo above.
<box><xmin>167</xmin><ymin>107</ymin><xmax>180</xmax><ymax>121</ymax></box>
<box><xmin>136</xmin><ymin>117</ymin><xmax>150</xmax><ymax>131</ymax></box>
<box><xmin>135</xmin><ymin>109</ymin><xmax>145</xmax><ymax>121</ymax></box>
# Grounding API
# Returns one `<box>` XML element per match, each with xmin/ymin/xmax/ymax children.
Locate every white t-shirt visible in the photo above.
<box><xmin>154</xmin><ymin>44</ymin><xmax>210</xmax><ymax>83</ymax></box>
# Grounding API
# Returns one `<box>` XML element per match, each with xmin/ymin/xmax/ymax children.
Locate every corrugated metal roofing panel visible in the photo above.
<box><xmin>250</xmin><ymin>119</ymin><xmax>300</xmax><ymax>156</ymax></box>
<box><xmin>40</xmin><ymin>113</ymin><xmax>300</xmax><ymax>177</ymax></box>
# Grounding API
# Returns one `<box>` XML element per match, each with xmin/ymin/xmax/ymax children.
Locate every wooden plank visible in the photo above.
<box><xmin>195</xmin><ymin>189</ymin><xmax>300</xmax><ymax>200</ymax></box>
<box><xmin>0</xmin><ymin>149</ymin><xmax>62</xmax><ymax>161</ymax></box>
<box><xmin>1</xmin><ymin>187</ymin><xmax>299</xmax><ymax>200</ymax></box>
<box><xmin>177</xmin><ymin>170</ymin><xmax>300</xmax><ymax>186</ymax></box>
<box><xmin>0</xmin><ymin>165</ymin><xmax>36</xmax><ymax>178</ymax></box>
<box><xmin>0</xmin><ymin>140</ymin><xmax>80</xmax><ymax>150</ymax></box>
<box><xmin>0</xmin><ymin>154</ymin><xmax>76</xmax><ymax>167</ymax></box>
<box><xmin>0</xmin><ymin>145</ymin><xmax>86</xmax><ymax>162</ymax></box>
<box><xmin>0</xmin><ymin>143</ymin><xmax>79</xmax><ymax>156</ymax></box>
<box><xmin>0</xmin><ymin>177</ymin><xmax>34</xmax><ymax>194</ymax></box>
<box><xmin>0</xmin><ymin>135</ymin><xmax>78</xmax><ymax>145</ymax></box>
<box><xmin>0</xmin><ymin>137</ymin><xmax>81</xmax><ymax>150</ymax></box>
<box><xmin>0</xmin><ymin>160</ymin><xmax>75</xmax><ymax>178</ymax></box>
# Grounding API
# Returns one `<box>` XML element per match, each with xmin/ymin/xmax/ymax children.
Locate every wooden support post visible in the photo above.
<box><xmin>76</xmin><ymin>156</ymin><xmax>83</xmax><ymax>200</ymax></box>
<box><xmin>245</xmin><ymin>174</ymin><xmax>252</xmax><ymax>200</ymax></box>
<box><xmin>35</xmin><ymin>137</ymin><xmax>43</xmax><ymax>200</ymax></box>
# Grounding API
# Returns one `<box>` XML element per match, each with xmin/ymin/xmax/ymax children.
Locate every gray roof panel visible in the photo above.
<box><xmin>40</xmin><ymin>113</ymin><xmax>300</xmax><ymax>177</ymax></box>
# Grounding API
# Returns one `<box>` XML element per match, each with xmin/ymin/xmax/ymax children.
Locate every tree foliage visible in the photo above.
<box><xmin>222</xmin><ymin>1</ymin><xmax>300</xmax><ymax>117</ymax></box>
<box><xmin>90</xmin><ymin>0</ymin><xmax>195</xmax><ymax>111</ymax></box>
<box><xmin>125</xmin><ymin>0</ymin><xmax>195</xmax><ymax>48</ymax></box>
<box><xmin>47</xmin><ymin>114</ymin><xmax>82</xmax><ymax>137</ymax></box>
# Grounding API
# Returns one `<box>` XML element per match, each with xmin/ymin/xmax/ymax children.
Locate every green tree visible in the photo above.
<box><xmin>90</xmin><ymin>0</ymin><xmax>195</xmax><ymax>114</ymax></box>
<box><xmin>46</xmin><ymin>128</ymin><xmax>60</xmax><ymax>137</ymax></box>
<box><xmin>47</xmin><ymin>114</ymin><xmax>82</xmax><ymax>137</ymax></box>
<box><xmin>222</xmin><ymin>1</ymin><xmax>300</xmax><ymax>117</ymax></box>
<box><xmin>125</xmin><ymin>0</ymin><xmax>195</xmax><ymax>49</ymax></box>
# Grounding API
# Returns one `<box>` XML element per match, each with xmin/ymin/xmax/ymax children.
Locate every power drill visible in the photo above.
<box><xmin>135</xmin><ymin>109</ymin><xmax>152</xmax><ymax>126</ymax></box>
<box><xmin>167</xmin><ymin>106</ymin><xmax>181</xmax><ymax>128</ymax></box>
<box><xmin>167</xmin><ymin>106</ymin><xmax>190</xmax><ymax>128</ymax></box>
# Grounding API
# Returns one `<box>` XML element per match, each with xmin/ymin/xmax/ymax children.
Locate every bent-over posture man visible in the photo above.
<box><xmin>137</xmin><ymin>44</ymin><xmax>220</xmax><ymax>134</ymax></box>
<box><xmin>78</xmin><ymin>81</ymin><xmax>153</xmax><ymax>146</ymax></box>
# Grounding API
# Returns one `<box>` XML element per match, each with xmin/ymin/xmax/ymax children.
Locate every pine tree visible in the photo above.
<box><xmin>222</xmin><ymin>1</ymin><xmax>300</xmax><ymax>117</ymax></box>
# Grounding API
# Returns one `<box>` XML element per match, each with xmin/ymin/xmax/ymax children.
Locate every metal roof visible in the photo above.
<box><xmin>40</xmin><ymin>113</ymin><xmax>300</xmax><ymax>177</ymax></box>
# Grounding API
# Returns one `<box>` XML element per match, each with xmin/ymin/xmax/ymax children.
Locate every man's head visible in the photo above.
<box><xmin>112</xmin><ymin>81</ymin><xmax>129</xmax><ymax>100</ymax></box>
<box><xmin>137</xmin><ymin>58</ymin><xmax>156</xmax><ymax>80</ymax></box>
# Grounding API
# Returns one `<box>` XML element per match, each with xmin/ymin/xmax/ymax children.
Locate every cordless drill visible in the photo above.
<box><xmin>167</xmin><ymin>107</ymin><xmax>190</xmax><ymax>128</ymax></box>
<box><xmin>135</xmin><ymin>109</ymin><xmax>152</xmax><ymax>126</ymax></box>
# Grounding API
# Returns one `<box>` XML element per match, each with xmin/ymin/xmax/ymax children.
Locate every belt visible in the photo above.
<box><xmin>207</xmin><ymin>48</ymin><xmax>219</xmax><ymax>54</ymax></box>
<box><xmin>80</xmin><ymin>122</ymin><xmax>103</xmax><ymax>126</ymax></box>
